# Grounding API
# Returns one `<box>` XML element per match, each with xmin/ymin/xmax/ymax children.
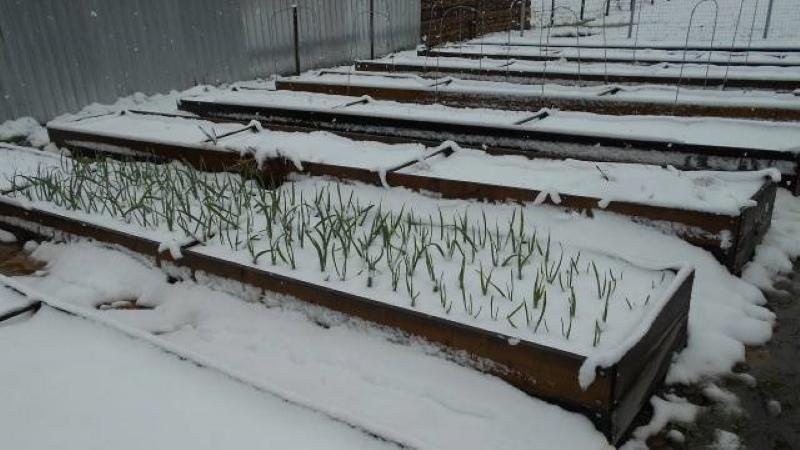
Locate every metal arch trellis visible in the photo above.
<box><xmin>632</xmin><ymin>0</ymin><xmax>647</xmax><ymax>63</ymax></box>
<box><xmin>434</xmin><ymin>5</ymin><xmax>487</xmax><ymax>102</ymax></box>
<box><xmin>744</xmin><ymin>0</ymin><xmax>762</xmax><ymax>64</ymax></box>
<box><xmin>723</xmin><ymin>0</ymin><xmax>749</xmax><ymax>87</ymax></box>
<box><xmin>536</xmin><ymin>5</ymin><xmax>584</xmax><ymax>94</ymax></box>
<box><xmin>269</xmin><ymin>4</ymin><xmax>322</xmax><ymax>77</ymax></box>
<box><xmin>343</xmin><ymin>5</ymin><xmax>398</xmax><ymax>95</ymax></box>
<box><xmin>675</xmin><ymin>0</ymin><xmax>720</xmax><ymax>104</ymax></box>
<box><xmin>506</xmin><ymin>0</ymin><xmax>530</xmax><ymax>75</ymax></box>
<box><xmin>507</xmin><ymin>0</ymin><xmax>529</xmax><ymax>41</ymax></box>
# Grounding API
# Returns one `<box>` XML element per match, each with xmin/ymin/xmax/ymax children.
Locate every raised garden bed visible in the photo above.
<box><xmin>470</xmin><ymin>40</ymin><xmax>800</xmax><ymax>53</ymax></box>
<box><xmin>418</xmin><ymin>45</ymin><xmax>800</xmax><ymax>67</ymax></box>
<box><xmin>354</xmin><ymin>58</ymin><xmax>800</xmax><ymax>91</ymax></box>
<box><xmin>45</xmin><ymin>113</ymin><xmax>779</xmax><ymax>273</ymax></box>
<box><xmin>175</xmin><ymin>90</ymin><xmax>800</xmax><ymax>194</ymax></box>
<box><xmin>275</xmin><ymin>72</ymin><xmax>800</xmax><ymax>121</ymax></box>
<box><xmin>386</xmin><ymin>149</ymin><xmax>778</xmax><ymax>274</ymax></box>
<box><xmin>0</xmin><ymin>153</ymin><xmax>695</xmax><ymax>444</ymax></box>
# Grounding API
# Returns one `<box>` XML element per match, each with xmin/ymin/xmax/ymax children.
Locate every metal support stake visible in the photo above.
<box><xmin>628</xmin><ymin>0</ymin><xmax>637</xmax><ymax>38</ymax></box>
<box><xmin>292</xmin><ymin>5</ymin><xmax>301</xmax><ymax>75</ymax></box>
<box><xmin>606</xmin><ymin>0</ymin><xmax>611</xmax><ymax>16</ymax></box>
<box><xmin>763</xmin><ymin>0</ymin><xmax>775</xmax><ymax>39</ymax></box>
<box><xmin>550</xmin><ymin>0</ymin><xmax>555</xmax><ymax>25</ymax></box>
<box><xmin>520</xmin><ymin>0</ymin><xmax>527</xmax><ymax>36</ymax></box>
<box><xmin>369</xmin><ymin>0</ymin><xmax>376</xmax><ymax>59</ymax></box>
<box><xmin>580</xmin><ymin>0</ymin><xmax>586</xmax><ymax>20</ymax></box>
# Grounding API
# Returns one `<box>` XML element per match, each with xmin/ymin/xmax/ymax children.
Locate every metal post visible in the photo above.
<box><xmin>369</xmin><ymin>0</ymin><xmax>376</xmax><ymax>59</ymax></box>
<box><xmin>550</xmin><ymin>0</ymin><xmax>555</xmax><ymax>25</ymax></box>
<box><xmin>292</xmin><ymin>5</ymin><xmax>300</xmax><ymax>76</ymax></box>
<box><xmin>580</xmin><ymin>0</ymin><xmax>586</xmax><ymax>20</ymax></box>
<box><xmin>605</xmin><ymin>0</ymin><xmax>611</xmax><ymax>16</ymax></box>
<box><xmin>627</xmin><ymin>0</ymin><xmax>636</xmax><ymax>38</ymax></box>
<box><xmin>763</xmin><ymin>0</ymin><xmax>775</xmax><ymax>39</ymax></box>
<box><xmin>520</xmin><ymin>0</ymin><xmax>526</xmax><ymax>37</ymax></box>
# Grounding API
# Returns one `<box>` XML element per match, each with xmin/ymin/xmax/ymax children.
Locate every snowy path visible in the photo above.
<box><xmin>0</xmin><ymin>293</ymin><xmax>397</xmax><ymax>450</ymax></box>
<box><xmin>3</xmin><ymin>241</ymin><xmax>611</xmax><ymax>450</ymax></box>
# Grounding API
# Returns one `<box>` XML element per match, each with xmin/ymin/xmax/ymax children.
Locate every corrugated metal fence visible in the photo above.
<box><xmin>0</xmin><ymin>0</ymin><xmax>420</xmax><ymax>122</ymax></box>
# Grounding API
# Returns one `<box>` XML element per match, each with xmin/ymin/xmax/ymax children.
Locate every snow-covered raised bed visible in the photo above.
<box><xmin>388</xmin><ymin>148</ymin><xmax>778</xmax><ymax>273</ymax></box>
<box><xmin>276</xmin><ymin>71</ymin><xmax>800</xmax><ymax>121</ymax></box>
<box><xmin>419</xmin><ymin>44</ymin><xmax>800</xmax><ymax>67</ymax></box>
<box><xmin>0</xmin><ymin>152</ymin><xmax>693</xmax><ymax>443</ymax></box>
<box><xmin>45</xmin><ymin>112</ymin><xmax>778</xmax><ymax>272</ymax></box>
<box><xmin>47</xmin><ymin>111</ymin><xmax>434</xmax><ymax>183</ymax></box>
<box><xmin>356</xmin><ymin>54</ymin><xmax>800</xmax><ymax>90</ymax></box>
<box><xmin>176</xmin><ymin>89</ymin><xmax>800</xmax><ymax>193</ymax></box>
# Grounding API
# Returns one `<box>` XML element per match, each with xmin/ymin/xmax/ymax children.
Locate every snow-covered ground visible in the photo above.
<box><xmin>0</xmin><ymin>291</ymin><xmax>399</xmax><ymax>450</ymax></box>
<box><xmin>2</xmin><ymin>175</ymin><xmax>799</xmax><ymax>448</ymax></box>
<box><xmin>3</xmin><ymin>65</ymin><xmax>800</xmax><ymax>448</ymax></box>
<box><xmin>518</xmin><ymin>0</ymin><xmax>800</xmax><ymax>46</ymax></box>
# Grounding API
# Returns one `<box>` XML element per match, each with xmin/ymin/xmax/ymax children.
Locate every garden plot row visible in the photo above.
<box><xmin>171</xmin><ymin>89</ymin><xmax>800</xmax><ymax>195</ymax></box>
<box><xmin>355</xmin><ymin>56</ymin><xmax>800</xmax><ymax>90</ymax></box>
<box><xmin>470</xmin><ymin>38</ymin><xmax>800</xmax><ymax>54</ymax></box>
<box><xmin>45</xmin><ymin>112</ymin><xmax>778</xmax><ymax>274</ymax></box>
<box><xmin>276</xmin><ymin>71</ymin><xmax>800</xmax><ymax>121</ymax></box>
<box><xmin>0</xmin><ymin>144</ymin><xmax>691</xmax><ymax>444</ymax></box>
<box><xmin>419</xmin><ymin>45</ymin><xmax>800</xmax><ymax>67</ymax></box>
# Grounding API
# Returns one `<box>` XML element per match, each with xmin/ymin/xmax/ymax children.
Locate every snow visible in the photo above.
<box><xmin>49</xmin><ymin>112</ymin><xmax>433</xmax><ymax>172</ymax></box>
<box><xmin>743</xmin><ymin>189</ymin><xmax>800</xmax><ymax>290</ymax></box>
<box><xmin>183</xmin><ymin>88</ymin><xmax>532</xmax><ymax>125</ymax></box>
<box><xmin>0</xmin><ymin>283</ymin><xmax>32</xmax><ymax>317</ymax></box>
<box><xmin>0</xmin><ymin>228</ymin><xmax>16</xmax><ymax>243</ymax></box>
<box><xmin>491</xmin><ymin>0</ymin><xmax>800</xmax><ymax>46</ymax></box>
<box><xmin>0</xmin><ymin>304</ymin><xmax>396</xmax><ymax>449</ymax></box>
<box><xmin>49</xmin><ymin>112</ymin><xmax>244</xmax><ymax>145</ymax></box>
<box><xmin>712</xmin><ymin>429</ymin><xmax>742</xmax><ymax>450</ymax></box>
<box><xmin>9</xmin><ymin>244</ymin><xmax>611</xmax><ymax>450</ymax></box>
<box><xmin>223</xmin><ymin>130</ymin><xmax>432</xmax><ymax>171</ymax></box>
<box><xmin>629</xmin><ymin>395</ymin><xmax>701</xmax><ymax>443</ymax></box>
<box><xmin>0</xmin><ymin>116</ymin><xmax>49</xmax><ymax>147</ymax></box>
<box><xmin>0</xmin><ymin>144</ymin><xmax>67</xmax><ymax>192</ymax></box>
